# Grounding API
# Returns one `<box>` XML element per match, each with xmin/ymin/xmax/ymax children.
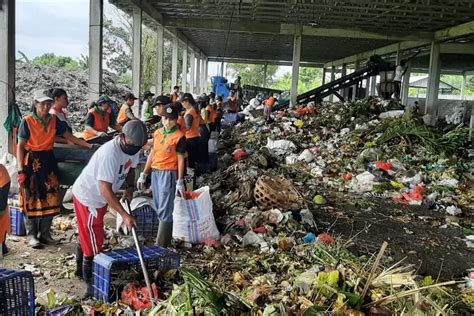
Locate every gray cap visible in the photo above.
<box><xmin>122</xmin><ymin>120</ymin><xmax>148</xmax><ymax>146</ymax></box>
<box><xmin>33</xmin><ymin>89</ymin><xmax>54</xmax><ymax>102</ymax></box>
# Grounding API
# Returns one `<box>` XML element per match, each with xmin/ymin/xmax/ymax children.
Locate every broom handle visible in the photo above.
<box><xmin>125</xmin><ymin>200</ymin><xmax>155</xmax><ymax>306</ymax></box>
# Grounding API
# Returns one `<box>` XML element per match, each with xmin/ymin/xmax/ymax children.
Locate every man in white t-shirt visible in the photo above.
<box><xmin>393</xmin><ymin>60</ymin><xmax>406</xmax><ymax>101</ymax></box>
<box><xmin>71</xmin><ymin>120</ymin><xmax>147</xmax><ymax>298</ymax></box>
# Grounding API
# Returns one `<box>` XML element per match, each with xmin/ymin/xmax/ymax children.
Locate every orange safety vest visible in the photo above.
<box><xmin>171</xmin><ymin>93</ymin><xmax>179</xmax><ymax>103</ymax></box>
<box><xmin>151</xmin><ymin>127</ymin><xmax>185</xmax><ymax>171</ymax></box>
<box><xmin>83</xmin><ymin>107</ymin><xmax>112</xmax><ymax>140</ymax></box>
<box><xmin>205</xmin><ymin>105</ymin><xmax>216</xmax><ymax>124</ymax></box>
<box><xmin>265</xmin><ymin>97</ymin><xmax>276</xmax><ymax>107</ymax></box>
<box><xmin>228</xmin><ymin>96</ymin><xmax>238</xmax><ymax>112</ymax></box>
<box><xmin>117</xmin><ymin>103</ymin><xmax>131</xmax><ymax>125</ymax></box>
<box><xmin>183</xmin><ymin>107</ymin><xmax>200</xmax><ymax>139</ymax></box>
<box><xmin>24</xmin><ymin>115</ymin><xmax>57</xmax><ymax>152</ymax></box>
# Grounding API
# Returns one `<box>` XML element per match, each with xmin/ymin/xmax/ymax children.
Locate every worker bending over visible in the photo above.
<box><xmin>117</xmin><ymin>93</ymin><xmax>139</xmax><ymax>126</ymax></box>
<box><xmin>137</xmin><ymin>103</ymin><xmax>186</xmax><ymax>247</ymax></box>
<box><xmin>83</xmin><ymin>96</ymin><xmax>122</xmax><ymax>141</ymax></box>
<box><xmin>263</xmin><ymin>95</ymin><xmax>276</xmax><ymax>123</ymax></box>
<box><xmin>71</xmin><ymin>120</ymin><xmax>147</xmax><ymax>297</ymax></box>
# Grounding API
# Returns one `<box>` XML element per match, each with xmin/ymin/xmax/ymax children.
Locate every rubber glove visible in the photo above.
<box><xmin>176</xmin><ymin>179</ymin><xmax>186</xmax><ymax>198</ymax></box>
<box><xmin>136</xmin><ymin>172</ymin><xmax>147</xmax><ymax>192</ymax></box>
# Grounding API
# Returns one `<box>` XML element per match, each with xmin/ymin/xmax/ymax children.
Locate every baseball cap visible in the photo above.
<box><xmin>162</xmin><ymin>103</ymin><xmax>179</xmax><ymax>120</ymax></box>
<box><xmin>33</xmin><ymin>89</ymin><xmax>54</xmax><ymax>102</ymax></box>
<box><xmin>143</xmin><ymin>91</ymin><xmax>155</xmax><ymax>99</ymax></box>
<box><xmin>125</xmin><ymin>92</ymin><xmax>138</xmax><ymax>100</ymax></box>
<box><xmin>180</xmin><ymin>93</ymin><xmax>195</xmax><ymax>104</ymax></box>
<box><xmin>97</xmin><ymin>95</ymin><xmax>110</xmax><ymax>105</ymax></box>
<box><xmin>153</xmin><ymin>95</ymin><xmax>171</xmax><ymax>107</ymax></box>
<box><xmin>122</xmin><ymin>120</ymin><xmax>148</xmax><ymax>146</ymax></box>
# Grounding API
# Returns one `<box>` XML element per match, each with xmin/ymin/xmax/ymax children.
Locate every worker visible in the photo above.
<box><xmin>153</xmin><ymin>95</ymin><xmax>171</xmax><ymax>118</ymax></box>
<box><xmin>117</xmin><ymin>92</ymin><xmax>138</xmax><ymax>126</ymax></box>
<box><xmin>141</xmin><ymin>91</ymin><xmax>155</xmax><ymax>121</ymax></box>
<box><xmin>263</xmin><ymin>95</ymin><xmax>276</xmax><ymax>123</ymax></box>
<box><xmin>83</xmin><ymin>96</ymin><xmax>123</xmax><ymax>141</ymax></box>
<box><xmin>197</xmin><ymin>95</ymin><xmax>210</xmax><ymax>175</ymax></box>
<box><xmin>17</xmin><ymin>89</ymin><xmax>94</xmax><ymax>249</ymax></box>
<box><xmin>48</xmin><ymin>88</ymin><xmax>73</xmax><ymax>135</ymax></box>
<box><xmin>0</xmin><ymin>164</ymin><xmax>10</xmax><ymax>259</ymax></box>
<box><xmin>171</xmin><ymin>85</ymin><xmax>180</xmax><ymax>103</ymax></box>
<box><xmin>137</xmin><ymin>103</ymin><xmax>186</xmax><ymax>247</ymax></box>
<box><xmin>72</xmin><ymin>120</ymin><xmax>147</xmax><ymax>298</ymax></box>
<box><xmin>393</xmin><ymin>60</ymin><xmax>407</xmax><ymax>101</ymax></box>
<box><xmin>178</xmin><ymin>93</ymin><xmax>201</xmax><ymax>170</ymax></box>
<box><xmin>215</xmin><ymin>96</ymin><xmax>224</xmax><ymax>133</ymax></box>
<box><xmin>227</xmin><ymin>90</ymin><xmax>239</xmax><ymax>113</ymax></box>
<box><xmin>207</xmin><ymin>99</ymin><xmax>218</xmax><ymax>132</ymax></box>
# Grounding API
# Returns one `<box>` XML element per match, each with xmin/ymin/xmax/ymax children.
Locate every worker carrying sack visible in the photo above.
<box><xmin>172</xmin><ymin>186</ymin><xmax>220</xmax><ymax>244</ymax></box>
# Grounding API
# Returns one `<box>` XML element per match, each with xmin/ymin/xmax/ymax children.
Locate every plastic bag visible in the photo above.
<box><xmin>121</xmin><ymin>282</ymin><xmax>159</xmax><ymax>311</ymax></box>
<box><xmin>0</xmin><ymin>153</ymin><xmax>18</xmax><ymax>193</ymax></box>
<box><xmin>173</xmin><ymin>186</ymin><xmax>220</xmax><ymax>244</ymax></box>
<box><xmin>266</xmin><ymin>138</ymin><xmax>296</xmax><ymax>155</ymax></box>
<box><xmin>298</xmin><ymin>149</ymin><xmax>314</xmax><ymax>163</ymax></box>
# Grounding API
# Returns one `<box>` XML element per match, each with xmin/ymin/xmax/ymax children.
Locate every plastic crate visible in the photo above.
<box><xmin>0</xmin><ymin>268</ymin><xmax>35</xmax><ymax>316</ymax></box>
<box><xmin>132</xmin><ymin>205</ymin><xmax>159</xmax><ymax>238</ymax></box>
<box><xmin>93</xmin><ymin>246</ymin><xmax>180</xmax><ymax>302</ymax></box>
<box><xmin>9</xmin><ymin>206</ymin><xmax>26</xmax><ymax>236</ymax></box>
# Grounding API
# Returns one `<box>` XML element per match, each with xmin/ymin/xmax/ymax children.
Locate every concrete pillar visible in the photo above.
<box><xmin>370</xmin><ymin>75</ymin><xmax>377</xmax><ymax>96</ymax></box>
<box><xmin>189</xmin><ymin>51</ymin><xmax>195</xmax><ymax>94</ymax></box>
<box><xmin>203</xmin><ymin>57</ymin><xmax>208</xmax><ymax>93</ymax></box>
<box><xmin>401</xmin><ymin>62</ymin><xmax>411</xmax><ymax>105</ymax></box>
<box><xmin>195</xmin><ymin>55</ymin><xmax>201</xmax><ymax>95</ymax></box>
<box><xmin>263</xmin><ymin>64</ymin><xmax>268</xmax><ymax>88</ymax></box>
<box><xmin>200</xmin><ymin>56</ymin><xmax>206</xmax><ymax>94</ymax></box>
<box><xmin>0</xmin><ymin>0</ymin><xmax>15</xmax><ymax>156</ymax></box>
<box><xmin>340</xmin><ymin>63</ymin><xmax>347</xmax><ymax>99</ymax></box>
<box><xmin>322</xmin><ymin>68</ymin><xmax>326</xmax><ymax>85</ymax></box>
<box><xmin>365</xmin><ymin>77</ymin><xmax>371</xmax><ymax>97</ymax></box>
<box><xmin>425</xmin><ymin>42</ymin><xmax>441</xmax><ymax>117</ymax></box>
<box><xmin>329</xmin><ymin>66</ymin><xmax>335</xmax><ymax>102</ymax></box>
<box><xmin>156</xmin><ymin>24</ymin><xmax>164</xmax><ymax>94</ymax></box>
<box><xmin>181</xmin><ymin>44</ymin><xmax>188</xmax><ymax>92</ymax></box>
<box><xmin>352</xmin><ymin>60</ymin><xmax>360</xmax><ymax>101</ymax></box>
<box><xmin>171</xmin><ymin>31</ymin><xmax>178</xmax><ymax>90</ymax></box>
<box><xmin>461</xmin><ymin>72</ymin><xmax>466</xmax><ymax>100</ymax></box>
<box><xmin>131</xmin><ymin>6</ymin><xmax>142</xmax><ymax>116</ymax></box>
<box><xmin>88</xmin><ymin>0</ymin><xmax>103</xmax><ymax>102</ymax></box>
<box><xmin>290</xmin><ymin>26</ymin><xmax>302</xmax><ymax>107</ymax></box>
<box><xmin>220</xmin><ymin>61</ymin><xmax>224</xmax><ymax>77</ymax></box>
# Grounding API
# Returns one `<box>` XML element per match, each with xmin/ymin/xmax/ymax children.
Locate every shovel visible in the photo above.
<box><xmin>125</xmin><ymin>199</ymin><xmax>155</xmax><ymax>306</ymax></box>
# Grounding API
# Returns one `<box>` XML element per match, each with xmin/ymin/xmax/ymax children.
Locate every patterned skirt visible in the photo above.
<box><xmin>20</xmin><ymin>151</ymin><xmax>60</xmax><ymax>218</ymax></box>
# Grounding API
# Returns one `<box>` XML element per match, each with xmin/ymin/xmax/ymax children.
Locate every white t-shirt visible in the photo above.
<box><xmin>72</xmin><ymin>137</ymin><xmax>139</xmax><ymax>212</ymax></box>
<box><xmin>394</xmin><ymin>65</ymin><xmax>404</xmax><ymax>82</ymax></box>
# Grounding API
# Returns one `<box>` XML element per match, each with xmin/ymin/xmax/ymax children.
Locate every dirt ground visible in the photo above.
<box><xmin>1</xmin><ymin>194</ymin><xmax>472</xmax><ymax>300</ymax></box>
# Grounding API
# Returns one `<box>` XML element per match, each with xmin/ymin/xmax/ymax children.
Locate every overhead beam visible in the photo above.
<box><xmin>435</xmin><ymin>20</ymin><xmax>474</xmax><ymax>41</ymax></box>
<box><xmin>163</xmin><ymin>17</ymin><xmax>433</xmax><ymax>41</ymax></box>
<box><xmin>208</xmin><ymin>57</ymin><xmax>322</xmax><ymax>68</ymax></box>
<box><xmin>440</xmin><ymin>43</ymin><xmax>474</xmax><ymax>54</ymax></box>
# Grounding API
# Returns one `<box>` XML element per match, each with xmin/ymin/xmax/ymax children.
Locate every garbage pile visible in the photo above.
<box><xmin>15</xmin><ymin>63</ymin><xmax>131</xmax><ymax>131</ymax></box>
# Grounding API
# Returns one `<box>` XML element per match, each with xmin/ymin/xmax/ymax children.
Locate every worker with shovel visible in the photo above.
<box><xmin>71</xmin><ymin>120</ymin><xmax>147</xmax><ymax>298</ymax></box>
<box><xmin>137</xmin><ymin>103</ymin><xmax>186</xmax><ymax>247</ymax></box>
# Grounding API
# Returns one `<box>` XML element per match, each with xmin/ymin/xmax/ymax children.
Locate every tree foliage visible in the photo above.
<box><xmin>31</xmin><ymin>53</ymin><xmax>85</xmax><ymax>71</ymax></box>
<box><xmin>226</xmin><ymin>64</ymin><xmax>278</xmax><ymax>87</ymax></box>
<box><xmin>272</xmin><ymin>67</ymin><xmax>323</xmax><ymax>93</ymax></box>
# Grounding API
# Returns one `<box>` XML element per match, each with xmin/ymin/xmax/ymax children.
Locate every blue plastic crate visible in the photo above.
<box><xmin>93</xmin><ymin>246</ymin><xmax>180</xmax><ymax>302</ymax></box>
<box><xmin>132</xmin><ymin>205</ymin><xmax>159</xmax><ymax>239</ymax></box>
<box><xmin>0</xmin><ymin>268</ymin><xmax>35</xmax><ymax>316</ymax></box>
<box><xmin>9</xmin><ymin>206</ymin><xmax>26</xmax><ymax>236</ymax></box>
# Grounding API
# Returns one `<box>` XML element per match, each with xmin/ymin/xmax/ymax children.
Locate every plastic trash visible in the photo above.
<box><xmin>300</xmin><ymin>209</ymin><xmax>316</xmax><ymax>227</ymax></box>
<box><xmin>379</xmin><ymin>110</ymin><xmax>405</xmax><ymax>120</ymax></box>
<box><xmin>437</xmin><ymin>178</ymin><xmax>459</xmax><ymax>188</ymax></box>
<box><xmin>303</xmin><ymin>232</ymin><xmax>316</xmax><ymax>244</ymax></box>
<box><xmin>242</xmin><ymin>231</ymin><xmax>264</xmax><ymax>247</ymax></box>
<box><xmin>375</xmin><ymin>161</ymin><xmax>393</xmax><ymax>172</ymax></box>
<box><xmin>340</xmin><ymin>128</ymin><xmax>350</xmax><ymax>135</ymax></box>
<box><xmin>263</xmin><ymin>209</ymin><xmax>284</xmax><ymax>225</ymax></box>
<box><xmin>446</xmin><ymin>205</ymin><xmax>462</xmax><ymax>216</ymax></box>
<box><xmin>234</xmin><ymin>150</ymin><xmax>249</xmax><ymax>161</ymax></box>
<box><xmin>121</xmin><ymin>282</ymin><xmax>159</xmax><ymax>311</ymax></box>
<box><xmin>294</xmin><ymin>267</ymin><xmax>320</xmax><ymax>294</ymax></box>
<box><xmin>317</xmin><ymin>233</ymin><xmax>334</xmax><ymax>245</ymax></box>
<box><xmin>266</xmin><ymin>138</ymin><xmax>297</xmax><ymax>155</ymax></box>
<box><xmin>312</xmin><ymin>135</ymin><xmax>321</xmax><ymax>143</ymax></box>
<box><xmin>350</xmin><ymin>171</ymin><xmax>378</xmax><ymax>193</ymax></box>
<box><xmin>343</xmin><ymin>173</ymin><xmax>353</xmax><ymax>181</ymax></box>
<box><xmin>393</xmin><ymin>185</ymin><xmax>425</xmax><ymax>205</ymax></box>
<box><xmin>285</xmin><ymin>155</ymin><xmax>298</xmax><ymax>165</ymax></box>
<box><xmin>294</xmin><ymin>120</ymin><xmax>305</xmax><ymax>128</ymax></box>
<box><xmin>298</xmin><ymin>149</ymin><xmax>314</xmax><ymax>163</ymax></box>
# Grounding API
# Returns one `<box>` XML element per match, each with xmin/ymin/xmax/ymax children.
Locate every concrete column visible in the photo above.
<box><xmin>425</xmin><ymin>42</ymin><xmax>441</xmax><ymax>117</ymax></box>
<box><xmin>370</xmin><ymin>75</ymin><xmax>377</xmax><ymax>96</ymax></box>
<box><xmin>88</xmin><ymin>0</ymin><xmax>103</xmax><ymax>102</ymax></box>
<box><xmin>203</xmin><ymin>57</ymin><xmax>208</xmax><ymax>93</ymax></box>
<box><xmin>156</xmin><ymin>24</ymin><xmax>164</xmax><ymax>94</ymax></box>
<box><xmin>131</xmin><ymin>6</ymin><xmax>142</xmax><ymax>116</ymax></box>
<box><xmin>200</xmin><ymin>56</ymin><xmax>206</xmax><ymax>94</ymax></box>
<box><xmin>322</xmin><ymin>68</ymin><xmax>326</xmax><ymax>85</ymax></box>
<box><xmin>263</xmin><ymin>64</ymin><xmax>268</xmax><ymax>88</ymax></box>
<box><xmin>365</xmin><ymin>77</ymin><xmax>371</xmax><ymax>97</ymax></box>
<box><xmin>352</xmin><ymin>61</ymin><xmax>360</xmax><ymax>100</ymax></box>
<box><xmin>395</xmin><ymin>43</ymin><xmax>401</xmax><ymax>65</ymax></box>
<box><xmin>329</xmin><ymin>66</ymin><xmax>335</xmax><ymax>102</ymax></box>
<box><xmin>461</xmin><ymin>72</ymin><xmax>466</xmax><ymax>100</ymax></box>
<box><xmin>290</xmin><ymin>26</ymin><xmax>302</xmax><ymax>107</ymax></box>
<box><xmin>171</xmin><ymin>31</ymin><xmax>178</xmax><ymax>90</ymax></box>
<box><xmin>195</xmin><ymin>55</ymin><xmax>201</xmax><ymax>94</ymax></box>
<box><xmin>181</xmin><ymin>44</ymin><xmax>188</xmax><ymax>92</ymax></box>
<box><xmin>340</xmin><ymin>63</ymin><xmax>347</xmax><ymax>99</ymax></box>
<box><xmin>189</xmin><ymin>51</ymin><xmax>195</xmax><ymax>93</ymax></box>
<box><xmin>401</xmin><ymin>62</ymin><xmax>411</xmax><ymax>105</ymax></box>
<box><xmin>0</xmin><ymin>0</ymin><xmax>15</xmax><ymax>156</ymax></box>
<box><xmin>220</xmin><ymin>61</ymin><xmax>224</xmax><ymax>77</ymax></box>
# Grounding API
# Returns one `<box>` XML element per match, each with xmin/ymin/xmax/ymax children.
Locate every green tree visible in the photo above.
<box><xmin>226</xmin><ymin>64</ymin><xmax>278</xmax><ymax>87</ymax></box>
<box><xmin>272</xmin><ymin>67</ymin><xmax>323</xmax><ymax>94</ymax></box>
<box><xmin>32</xmin><ymin>53</ymin><xmax>81</xmax><ymax>71</ymax></box>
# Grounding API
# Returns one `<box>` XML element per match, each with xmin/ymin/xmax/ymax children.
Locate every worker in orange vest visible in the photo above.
<box><xmin>117</xmin><ymin>93</ymin><xmax>138</xmax><ymax>126</ymax></box>
<box><xmin>137</xmin><ymin>103</ymin><xmax>186</xmax><ymax>247</ymax></box>
<box><xmin>83</xmin><ymin>97</ymin><xmax>123</xmax><ymax>142</ymax></box>
<box><xmin>263</xmin><ymin>96</ymin><xmax>276</xmax><ymax>123</ymax></box>
<box><xmin>178</xmin><ymin>93</ymin><xmax>201</xmax><ymax>170</ymax></box>
<box><xmin>171</xmin><ymin>85</ymin><xmax>180</xmax><ymax>103</ymax></box>
<box><xmin>227</xmin><ymin>90</ymin><xmax>239</xmax><ymax>113</ymax></box>
<box><xmin>0</xmin><ymin>164</ymin><xmax>11</xmax><ymax>258</ymax></box>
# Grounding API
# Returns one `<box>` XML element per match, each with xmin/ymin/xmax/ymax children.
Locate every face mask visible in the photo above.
<box><xmin>120</xmin><ymin>138</ymin><xmax>141</xmax><ymax>155</ymax></box>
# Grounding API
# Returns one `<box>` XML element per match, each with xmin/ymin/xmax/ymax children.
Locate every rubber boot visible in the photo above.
<box><xmin>26</xmin><ymin>218</ymin><xmax>41</xmax><ymax>248</ymax></box>
<box><xmin>75</xmin><ymin>244</ymin><xmax>84</xmax><ymax>278</ymax></box>
<box><xmin>155</xmin><ymin>221</ymin><xmax>173</xmax><ymax>247</ymax></box>
<box><xmin>38</xmin><ymin>216</ymin><xmax>59</xmax><ymax>245</ymax></box>
<box><xmin>82</xmin><ymin>256</ymin><xmax>94</xmax><ymax>299</ymax></box>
